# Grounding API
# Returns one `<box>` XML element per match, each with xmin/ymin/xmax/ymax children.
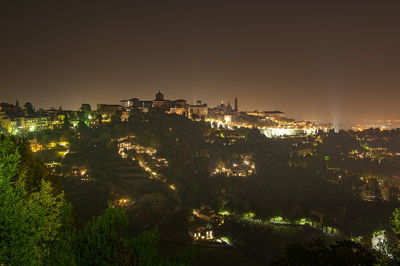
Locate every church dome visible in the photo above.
<box><xmin>155</xmin><ymin>91</ymin><xmax>164</xmax><ymax>101</ymax></box>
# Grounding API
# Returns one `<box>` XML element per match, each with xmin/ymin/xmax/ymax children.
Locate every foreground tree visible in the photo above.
<box><xmin>373</xmin><ymin>208</ymin><xmax>400</xmax><ymax>265</ymax></box>
<box><xmin>0</xmin><ymin>136</ymin><xmax>66</xmax><ymax>264</ymax></box>
<box><xmin>0</xmin><ymin>135</ymin><xmax>193</xmax><ymax>265</ymax></box>
<box><xmin>76</xmin><ymin>206</ymin><xmax>193</xmax><ymax>265</ymax></box>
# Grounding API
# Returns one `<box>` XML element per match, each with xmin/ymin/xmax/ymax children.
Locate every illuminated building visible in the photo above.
<box><xmin>168</xmin><ymin>106</ymin><xmax>186</xmax><ymax>115</ymax></box>
<box><xmin>121</xmin><ymin>111</ymin><xmax>130</xmax><ymax>121</ymax></box>
<box><xmin>192</xmin><ymin>228</ymin><xmax>214</xmax><ymax>241</ymax></box>
<box><xmin>121</xmin><ymin>93</ymin><xmax>179</xmax><ymax>113</ymax></box>
<box><xmin>209</xmin><ymin>98</ymin><xmax>238</xmax><ymax>118</ymax></box>
<box><xmin>247</xmin><ymin>110</ymin><xmax>283</xmax><ymax>117</ymax></box>
<box><xmin>118</xmin><ymin>198</ymin><xmax>129</xmax><ymax>207</ymax></box>
<box><xmin>152</xmin><ymin>91</ymin><xmax>171</xmax><ymax>111</ymax></box>
<box><xmin>15</xmin><ymin>116</ymin><xmax>52</xmax><ymax>132</ymax></box>
<box><xmin>120</xmin><ymin>98</ymin><xmax>138</xmax><ymax>110</ymax></box>
<box><xmin>10</xmin><ymin>120</ymin><xmax>18</xmax><ymax>133</ymax></box>
<box><xmin>0</xmin><ymin>102</ymin><xmax>21</xmax><ymax>116</ymax></box>
<box><xmin>136</xmin><ymin>100</ymin><xmax>153</xmax><ymax>112</ymax></box>
<box><xmin>188</xmin><ymin>100</ymin><xmax>208</xmax><ymax>119</ymax></box>
<box><xmin>97</xmin><ymin>104</ymin><xmax>122</xmax><ymax>114</ymax></box>
<box><xmin>96</xmin><ymin>104</ymin><xmax>122</xmax><ymax>121</ymax></box>
<box><xmin>0</xmin><ymin>109</ymin><xmax>11</xmax><ymax>132</ymax></box>
<box><xmin>223</xmin><ymin>114</ymin><xmax>232</xmax><ymax>123</ymax></box>
<box><xmin>172</xmin><ymin>99</ymin><xmax>187</xmax><ymax>107</ymax></box>
<box><xmin>29</xmin><ymin>138</ymin><xmax>43</xmax><ymax>152</ymax></box>
<box><xmin>168</xmin><ymin>99</ymin><xmax>188</xmax><ymax>115</ymax></box>
<box><xmin>120</xmin><ymin>97</ymin><xmax>154</xmax><ymax>113</ymax></box>
<box><xmin>121</xmin><ymin>92</ymin><xmax>207</xmax><ymax>119</ymax></box>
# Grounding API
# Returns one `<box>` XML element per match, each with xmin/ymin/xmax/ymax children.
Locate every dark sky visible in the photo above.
<box><xmin>1</xmin><ymin>1</ymin><xmax>400</xmax><ymax>122</ymax></box>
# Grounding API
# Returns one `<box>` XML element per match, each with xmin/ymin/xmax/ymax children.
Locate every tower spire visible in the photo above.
<box><xmin>234</xmin><ymin>97</ymin><xmax>238</xmax><ymax>112</ymax></box>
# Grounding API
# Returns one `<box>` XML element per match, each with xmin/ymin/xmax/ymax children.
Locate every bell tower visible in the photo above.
<box><xmin>234</xmin><ymin>97</ymin><xmax>238</xmax><ymax>112</ymax></box>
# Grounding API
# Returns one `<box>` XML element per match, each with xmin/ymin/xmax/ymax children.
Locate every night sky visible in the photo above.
<box><xmin>1</xmin><ymin>1</ymin><xmax>400</xmax><ymax>122</ymax></box>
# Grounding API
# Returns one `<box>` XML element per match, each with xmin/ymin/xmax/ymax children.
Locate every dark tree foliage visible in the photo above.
<box><xmin>0</xmin><ymin>135</ymin><xmax>65</xmax><ymax>264</ymax></box>
<box><xmin>75</xmin><ymin>206</ymin><xmax>193</xmax><ymax>265</ymax></box>
<box><xmin>6</xmin><ymin>135</ymin><xmax>62</xmax><ymax>193</ymax></box>
<box><xmin>12</xmin><ymin>108</ymin><xmax>400</xmax><ymax>264</ymax></box>
<box><xmin>62</xmin><ymin>115</ymin><xmax>71</xmax><ymax>130</ymax></box>
<box><xmin>24</xmin><ymin>101</ymin><xmax>35</xmax><ymax>115</ymax></box>
<box><xmin>121</xmin><ymin>111</ymin><xmax>393</xmax><ymax>235</ymax></box>
<box><xmin>0</xmin><ymin>135</ymin><xmax>192</xmax><ymax>265</ymax></box>
<box><xmin>271</xmin><ymin>240</ymin><xmax>376</xmax><ymax>266</ymax></box>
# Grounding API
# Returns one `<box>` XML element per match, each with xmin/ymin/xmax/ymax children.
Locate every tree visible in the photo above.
<box><xmin>62</xmin><ymin>116</ymin><xmax>71</xmax><ymax>130</ymax></box>
<box><xmin>80</xmin><ymin>104</ymin><xmax>92</xmax><ymax>113</ymax></box>
<box><xmin>79</xmin><ymin>104</ymin><xmax>93</xmax><ymax>126</ymax></box>
<box><xmin>374</xmin><ymin>208</ymin><xmax>400</xmax><ymax>265</ymax></box>
<box><xmin>77</xmin><ymin>120</ymin><xmax>91</xmax><ymax>138</ymax></box>
<box><xmin>11</xmin><ymin>137</ymin><xmax>61</xmax><ymax>193</ymax></box>
<box><xmin>75</xmin><ymin>206</ymin><xmax>193</xmax><ymax>265</ymax></box>
<box><xmin>75</xmin><ymin>206</ymin><xmax>131</xmax><ymax>265</ymax></box>
<box><xmin>271</xmin><ymin>240</ymin><xmax>376</xmax><ymax>266</ymax></box>
<box><xmin>0</xmin><ymin>136</ymin><xmax>192</xmax><ymax>265</ymax></box>
<box><xmin>0</xmin><ymin>136</ymin><xmax>66</xmax><ymax>264</ymax></box>
<box><xmin>44</xmin><ymin>203</ymin><xmax>76</xmax><ymax>265</ymax></box>
<box><xmin>0</xmin><ymin>125</ymin><xmax>8</xmax><ymax>135</ymax></box>
<box><xmin>0</xmin><ymin>136</ymin><xmax>32</xmax><ymax>265</ymax></box>
<box><xmin>24</xmin><ymin>101</ymin><xmax>35</xmax><ymax>115</ymax></box>
<box><xmin>111</xmin><ymin>110</ymin><xmax>122</xmax><ymax>124</ymax></box>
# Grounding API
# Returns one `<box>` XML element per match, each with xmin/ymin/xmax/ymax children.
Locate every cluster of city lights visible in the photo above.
<box><xmin>206</xmin><ymin>118</ymin><xmax>329</xmax><ymax>138</ymax></box>
<box><xmin>117</xmin><ymin>138</ymin><xmax>175</xmax><ymax>191</ymax></box>
<box><xmin>211</xmin><ymin>156</ymin><xmax>255</xmax><ymax>177</ymax></box>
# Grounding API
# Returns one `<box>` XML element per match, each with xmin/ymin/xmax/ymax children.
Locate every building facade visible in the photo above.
<box><xmin>0</xmin><ymin>109</ymin><xmax>11</xmax><ymax>132</ymax></box>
